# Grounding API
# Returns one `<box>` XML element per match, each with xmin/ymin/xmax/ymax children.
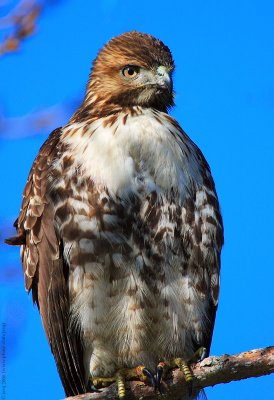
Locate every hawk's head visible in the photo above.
<box><xmin>86</xmin><ymin>31</ymin><xmax>175</xmax><ymax>114</ymax></box>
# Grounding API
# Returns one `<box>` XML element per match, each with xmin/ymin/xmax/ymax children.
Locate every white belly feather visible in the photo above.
<box><xmin>62</xmin><ymin>108</ymin><xmax>203</xmax><ymax>198</ymax></box>
<box><xmin>59</xmin><ymin>108</ymin><xmax>210</xmax><ymax>379</ymax></box>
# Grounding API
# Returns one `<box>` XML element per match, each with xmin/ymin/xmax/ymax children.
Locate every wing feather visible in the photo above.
<box><xmin>174</xmin><ymin>121</ymin><xmax>224</xmax><ymax>356</ymax></box>
<box><xmin>6</xmin><ymin>128</ymin><xmax>86</xmax><ymax>396</ymax></box>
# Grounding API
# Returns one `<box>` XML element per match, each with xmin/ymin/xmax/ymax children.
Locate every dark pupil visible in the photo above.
<box><xmin>127</xmin><ymin>68</ymin><xmax>135</xmax><ymax>75</ymax></box>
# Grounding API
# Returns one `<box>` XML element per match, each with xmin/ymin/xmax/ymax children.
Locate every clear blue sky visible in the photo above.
<box><xmin>1</xmin><ymin>1</ymin><xmax>274</xmax><ymax>399</ymax></box>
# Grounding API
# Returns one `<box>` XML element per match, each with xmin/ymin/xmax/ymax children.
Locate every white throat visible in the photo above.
<box><xmin>62</xmin><ymin>108</ymin><xmax>203</xmax><ymax>198</ymax></box>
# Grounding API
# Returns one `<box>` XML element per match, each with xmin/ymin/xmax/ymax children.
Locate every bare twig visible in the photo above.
<box><xmin>0</xmin><ymin>0</ymin><xmax>62</xmax><ymax>56</ymax></box>
<box><xmin>0</xmin><ymin>0</ymin><xmax>41</xmax><ymax>55</ymax></box>
<box><xmin>65</xmin><ymin>346</ymin><xmax>274</xmax><ymax>400</ymax></box>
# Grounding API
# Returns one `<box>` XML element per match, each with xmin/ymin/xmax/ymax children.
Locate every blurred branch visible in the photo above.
<box><xmin>0</xmin><ymin>0</ymin><xmax>41</xmax><ymax>55</ymax></box>
<box><xmin>0</xmin><ymin>0</ymin><xmax>62</xmax><ymax>56</ymax></box>
<box><xmin>65</xmin><ymin>346</ymin><xmax>274</xmax><ymax>400</ymax></box>
<box><xmin>0</xmin><ymin>1</ymin><xmax>81</xmax><ymax>138</ymax></box>
<box><xmin>0</xmin><ymin>97</ymin><xmax>81</xmax><ymax>139</ymax></box>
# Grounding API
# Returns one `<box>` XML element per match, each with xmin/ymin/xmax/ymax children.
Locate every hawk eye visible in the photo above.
<box><xmin>121</xmin><ymin>65</ymin><xmax>140</xmax><ymax>79</ymax></box>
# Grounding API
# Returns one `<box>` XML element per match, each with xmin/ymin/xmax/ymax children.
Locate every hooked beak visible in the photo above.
<box><xmin>156</xmin><ymin>66</ymin><xmax>172</xmax><ymax>93</ymax></box>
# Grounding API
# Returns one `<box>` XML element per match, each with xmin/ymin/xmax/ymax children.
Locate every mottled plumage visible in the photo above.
<box><xmin>7</xmin><ymin>31</ymin><xmax>223</xmax><ymax>398</ymax></box>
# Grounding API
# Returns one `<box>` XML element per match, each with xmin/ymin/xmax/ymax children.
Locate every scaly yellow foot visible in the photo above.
<box><xmin>91</xmin><ymin>365</ymin><xmax>156</xmax><ymax>399</ymax></box>
<box><xmin>174</xmin><ymin>357</ymin><xmax>193</xmax><ymax>383</ymax></box>
<box><xmin>172</xmin><ymin>348</ymin><xmax>208</xmax><ymax>395</ymax></box>
<box><xmin>115</xmin><ymin>365</ymin><xmax>157</xmax><ymax>398</ymax></box>
<box><xmin>116</xmin><ymin>370</ymin><xmax>126</xmax><ymax>399</ymax></box>
<box><xmin>92</xmin><ymin>376</ymin><xmax>116</xmax><ymax>388</ymax></box>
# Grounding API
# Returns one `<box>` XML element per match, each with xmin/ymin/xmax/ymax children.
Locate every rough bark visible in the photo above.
<box><xmin>65</xmin><ymin>346</ymin><xmax>274</xmax><ymax>400</ymax></box>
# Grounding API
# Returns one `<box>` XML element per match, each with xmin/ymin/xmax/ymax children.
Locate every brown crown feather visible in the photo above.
<box><xmin>93</xmin><ymin>31</ymin><xmax>174</xmax><ymax>73</ymax></box>
<box><xmin>71</xmin><ymin>31</ymin><xmax>175</xmax><ymax>121</ymax></box>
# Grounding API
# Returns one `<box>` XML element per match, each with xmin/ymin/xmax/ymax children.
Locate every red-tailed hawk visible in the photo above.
<box><xmin>6</xmin><ymin>31</ymin><xmax>223</xmax><ymax>399</ymax></box>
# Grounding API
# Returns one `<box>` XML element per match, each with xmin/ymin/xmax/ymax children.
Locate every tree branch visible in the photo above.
<box><xmin>0</xmin><ymin>0</ymin><xmax>41</xmax><ymax>55</ymax></box>
<box><xmin>0</xmin><ymin>0</ymin><xmax>62</xmax><ymax>56</ymax></box>
<box><xmin>65</xmin><ymin>346</ymin><xmax>274</xmax><ymax>400</ymax></box>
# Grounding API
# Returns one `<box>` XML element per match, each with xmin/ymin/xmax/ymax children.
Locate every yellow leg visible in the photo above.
<box><xmin>116</xmin><ymin>370</ymin><xmax>126</xmax><ymax>399</ymax></box>
<box><xmin>174</xmin><ymin>358</ymin><xmax>193</xmax><ymax>383</ymax></box>
<box><xmin>91</xmin><ymin>350</ymin><xmax>208</xmax><ymax>396</ymax></box>
<box><xmin>91</xmin><ymin>365</ymin><xmax>154</xmax><ymax>398</ymax></box>
<box><xmin>92</xmin><ymin>376</ymin><xmax>116</xmax><ymax>387</ymax></box>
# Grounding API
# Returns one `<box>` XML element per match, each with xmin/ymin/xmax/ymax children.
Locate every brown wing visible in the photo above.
<box><xmin>6</xmin><ymin>128</ymin><xmax>86</xmax><ymax>396</ymax></box>
<box><xmin>191</xmin><ymin>166</ymin><xmax>223</xmax><ymax>358</ymax></box>
<box><xmin>173</xmin><ymin>121</ymin><xmax>224</xmax><ymax>358</ymax></box>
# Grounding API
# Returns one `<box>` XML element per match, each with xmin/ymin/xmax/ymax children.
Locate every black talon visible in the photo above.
<box><xmin>86</xmin><ymin>380</ymin><xmax>101</xmax><ymax>393</ymax></box>
<box><xmin>142</xmin><ymin>368</ymin><xmax>157</xmax><ymax>389</ymax></box>
<box><xmin>156</xmin><ymin>366</ymin><xmax>164</xmax><ymax>394</ymax></box>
